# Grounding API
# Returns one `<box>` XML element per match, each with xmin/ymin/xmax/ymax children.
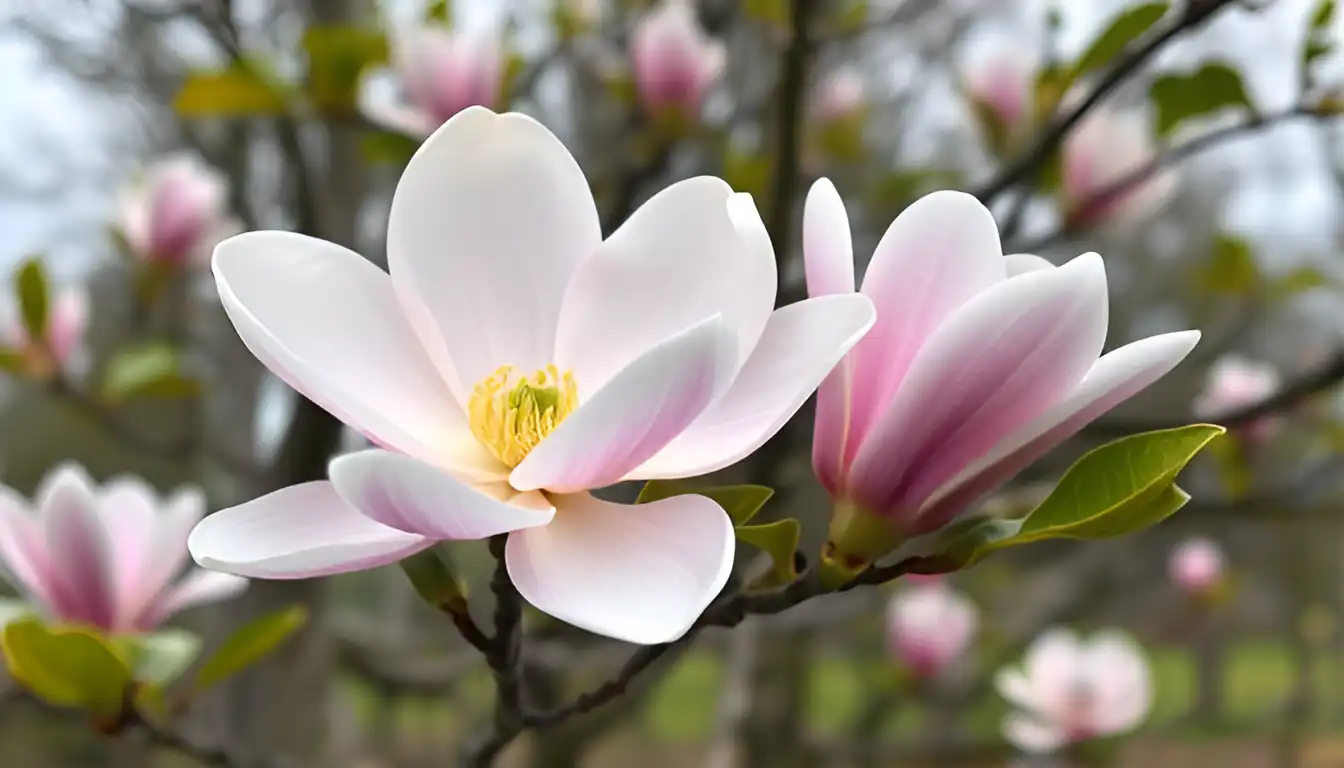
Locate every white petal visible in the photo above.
<box><xmin>357</xmin><ymin>67</ymin><xmax>438</xmax><ymax>138</ymax></box>
<box><xmin>1005</xmin><ymin>253</ymin><xmax>1055</xmax><ymax>275</ymax></box>
<box><xmin>631</xmin><ymin>294</ymin><xmax>876</xmax><ymax>479</ymax></box>
<box><xmin>213</xmin><ymin>231</ymin><xmax>471</xmax><ymax>464</ymax></box>
<box><xmin>188</xmin><ymin>482</ymin><xmax>433</xmax><ymax>579</ymax></box>
<box><xmin>995</xmin><ymin>667</ymin><xmax>1039</xmax><ymax>711</ymax></box>
<box><xmin>95</xmin><ymin>476</ymin><xmax>159</xmax><ymax>628</ymax></box>
<box><xmin>144</xmin><ymin>569</ymin><xmax>248</xmax><ymax>625</ymax></box>
<box><xmin>1085</xmin><ymin>630</ymin><xmax>1153</xmax><ymax>734</ymax></box>
<box><xmin>1002</xmin><ymin>713</ymin><xmax>1068</xmax><ymax>754</ymax></box>
<box><xmin>554</xmin><ymin>179</ymin><xmax>774</xmax><ymax>391</ymax></box>
<box><xmin>329</xmin><ymin>450</ymin><xmax>554</xmax><ymax>539</ymax></box>
<box><xmin>505</xmin><ymin>492</ymin><xmax>733</xmax><ymax>644</ymax></box>
<box><xmin>803</xmin><ymin>178</ymin><xmax>855</xmax><ymax>296</ymax></box>
<box><xmin>387</xmin><ymin>107</ymin><xmax>601</xmax><ymax>400</ymax></box>
<box><xmin>511</xmin><ymin>316</ymin><xmax>738</xmax><ymax>493</ymax></box>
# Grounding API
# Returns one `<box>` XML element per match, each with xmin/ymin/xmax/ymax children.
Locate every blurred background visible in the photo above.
<box><xmin>3</xmin><ymin>0</ymin><xmax>1344</xmax><ymax>765</ymax></box>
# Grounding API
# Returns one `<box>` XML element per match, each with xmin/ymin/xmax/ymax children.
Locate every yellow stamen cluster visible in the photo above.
<box><xmin>468</xmin><ymin>365</ymin><xmax>579</xmax><ymax>468</ymax></box>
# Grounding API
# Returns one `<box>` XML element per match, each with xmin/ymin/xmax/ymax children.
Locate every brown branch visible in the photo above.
<box><xmin>763</xmin><ymin>0</ymin><xmax>818</xmax><ymax>300</ymax></box>
<box><xmin>973</xmin><ymin>0</ymin><xmax>1239</xmax><ymax>205</ymax></box>
<box><xmin>461</xmin><ymin>535</ymin><xmax>527</xmax><ymax>767</ymax></box>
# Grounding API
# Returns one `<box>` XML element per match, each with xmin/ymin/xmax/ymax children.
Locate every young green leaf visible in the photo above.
<box><xmin>735</xmin><ymin>518</ymin><xmax>802</xmax><ymax>587</ymax></box>
<box><xmin>1149</xmin><ymin>63</ymin><xmax>1255</xmax><ymax>138</ymax></box>
<box><xmin>399</xmin><ymin>548</ymin><xmax>468</xmax><ymax>614</ymax></box>
<box><xmin>101</xmin><ymin>343</ymin><xmax>201</xmax><ymax>402</ymax></box>
<box><xmin>1</xmin><ymin>619</ymin><xmax>133</xmax><ymax>715</ymax></box>
<box><xmin>1196</xmin><ymin>233</ymin><xmax>1258</xmax><ymax>295</ymax></box>
<box><xmin>303</xmin><ymin>25</ymin><xmax>389</xmax><ymax>113</ymax></box>
<box><xmin>1305</xmin><ymin>0</ymin><xmax>1337</xmax><ymax>82</ymax></box>
<box><xmin>14</xmin><ymin>258</ymin><xmax>49</xmax><ymax>342</ymax></box>
<box><xmin>1071</xmin><ymin>3</ymin><xmax>1169</xmax><ymax>81</ymax></box>
<box><xmin>637</xmin><ymin>481</ymin><xmax>775</xmax><ymax>526</ymax></box>
<box><xmin>129</xmin><ymin>629</ymin><xmax>203</xmax><ymax>686</ymax></box>
<box><xmin>194</xmin><ymin>606</ymin><xmax>308</xmax><ymax>692</ymax></box>
<box><xmin>174</xmin><ymin>64</ymin><xmax>288</xmax><ymax>117</ymax></box>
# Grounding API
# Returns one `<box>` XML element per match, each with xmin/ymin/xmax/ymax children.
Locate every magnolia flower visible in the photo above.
<box><xmin>0</xmin><ymin>465</ymin><xmax>246</xmax><ymax>634</ymax></box>
<box><xmin>189</xmin><ymin>107</ymin><xmax>876</xmax><ymax>645</ymax></box>
<box><xmin>813</xmin><ymin>68</ymin><xmax>865</xmax><ymax>124</ymax></box>
<box><xmin>119</xmin><ymin>154</ymin><xmax>235</xmax><ymax>268</ymax></box>
<box><xmin>1169</xmin><ymin>536</ymin><xmax>1225</xmax><ymax>598</ymax></box>
<box><xmin>1062</xmin><ymin>107</ymin><xmax>1176</xmax><ymax>228</ymax></box>
<box><xmin>803</xmin><ymin>180</ymin><xmax>1200</xmax><ymax>564</ymax></box>
<box><xmin>631</xmin><ymin>0</ymin><xmax>725</xmax><ymax>117</ymax></box>
<box><xmin>359</xmin><ymin>26</ymin><xmax>505</xmax><ymax>139</ymax></box>
<box><xmin>4</xmin><ymin>285</ymin><xmax>88</xmax><ymax>380</ymax></box>
<box><xmin>996</xmin><ymin>628</ymin><xmax>1153</xmax><ymax>753</ymax></box>
<box><xmin>962</xmin><ymin>45</ymin><xmax>1037</xmax><ymax>145</ymax></box>
<box><xmin>1193</xmin><ymin>355</ymin><xmax>1279</xmax><ymax>440</ymax></box>
<box><xmin>887</xmin><ymin>582</ymin><xmax>977</xmax><ymax>678</ymax></box>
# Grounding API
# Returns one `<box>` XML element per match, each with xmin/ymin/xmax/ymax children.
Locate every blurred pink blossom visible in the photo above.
<box><xmin>803</xmin><ymin>179</ymin><xmax>1199</xmax><ymax>564</ymax></box>
<box><xmin>631</xmin><ymin>0</ymin><xmax>725</xmax><ymax>117</ymax></box>
<box><xmin>5</xmin><ymin>285</ymin><xmax>88</xmax><ymax>379</ymax></box>
<box><xmin>1193</xmin><ymin>355</ymin><xmax>1279</xmax><ymax>439</ymax></box>
<box><xmin>1168</xmin><ymin>537</ymin><xmax>1225</xmax><ymax>598</ymax></box>
<box><xmin>1062</xmin><ymin>107</ymin><xmax>1176</xmax><ymax>228</ymax></box>
<box><xmin>119</xmin><ymin>154</ymin><xmax>236</xmax><ymax>268</ymax></box>
<box><xmin>0</xmin><ymin>465</ymin><xmax>246</xmax><ymax>634</ymax></box>
<box><xmin>962</xmin><ymin>46</ymin><xmax>1037</xmax><ymax>143</ymax></box>
<box><xmin>887</xmin><ymin>582</ymin><xmax>977</xmax><ymax>678</ymax></box>
<box><xmin>996</xmin><ymin>628</ymin><xmax>1153</xmax><ymax>753</ymax></box>
<box><xmin>360</xmin><ymin>26</ymin><xmax>505</xmax><ymax>138</ymax></box>
<box><xmin>813</xmin><ymin>68</ymin><xmax>865</xmax><ymax>124</ymax></box>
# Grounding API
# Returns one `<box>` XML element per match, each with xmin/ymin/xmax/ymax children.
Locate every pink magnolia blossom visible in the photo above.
<box><xmin>1193</xmin><ymin>355</ymin><xmax>1279</xmax><ymax>439</ymax></box>
<box><xmin>962</xmin><ymin>45</ymin><xmax>1037</xmax><ymax>143</ymax></box>
<box><xmin>996</xmin><ymin>628</ymin><xmax>1153</xmax><ymax>753</ymax></box>
<box><xmin>119</xmin><ymin>154</ymin><xmax>236</xmax><ymax>268</ymax></box>
<box><xmin>803</xmin><ymin>179</ymin><xmax>1200</xmax><ymax>563</ymax></box>
<box><xmin>1062</xmin><ymin>107</ymin><xmax>1176</xmax><ymax>228</ymax></box>
<box><xmin>0</xmin><ymin>465</ymin><xmax>246</xmax><ymax>634</ymax></box>
<box><xmin>813</xmin><ymin>68</ymin><xmax>865</xmax><ymax>124</ymax></box>
<box><xmin>631</xmin><ymin>0</ymin><xmax>726</xmax><ymax>117</ymax></box>
<box><xmin>359</xmin><ymin>26</ymin><xmax>505</xmax><ymax>139</ymax></box>
<box><xmin>1169</xmin><ymin>537</ymin><xmax>1225</xmax><ymax>597</ymax></box>
<box><xmin>887</xmin><ymin>582</ymin><xmax>977</xmax><ymax>678</ymax></box>
<box><xmin>5</xmin><ymin>285</ymin><xmax>88</xmax><ymax>379</ymax></box>
<box><xmin>188</xmin><ymin>107</ymin><xmax>875</xmax><ymax>645</ymax></box>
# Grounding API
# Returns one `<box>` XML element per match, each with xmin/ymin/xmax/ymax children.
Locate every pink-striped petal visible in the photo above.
<box><xmin>847</xmin><ymin>254</ymin><xmax>1108</xmax><ymax>525</ymax></box>
<box><xmin>188</xmin><ymin>482</ymin><xmax>434</xmax><ymax>579</ymax></box>
<box><xmin>39</xmin><ymin>465</ymin><xmax>116</xmax><ymax>629</ymax></box>
<box><xmin>328</xmin><ymin>449</ymin><xmax>554</xmax><ymax>539</ymax></box>
<box><xmin>0</xmin><ymin>488</ymin><xmax>54</xmax><ymax>609</ymax></box>
<box><xmin>630</xmin><ymin>294</ymin><xmax>875</xmax><ymax>480</ymax></box>
<box><xmin>505</xmin><ymin>492</ymin><xmax>733</xmax><ymax>644</ymax></box>
<box><xmin>846</xmin><ymin>191</ymin><xmax>1006</xmax><ymax>466</ymax></box>
<box><xmin>94</xmin><ymin>476</ymin><xmax>158</xmax><ymax>629</ymax></box>
<box><xmin>510</xmin><ymin>316</ymin><xmax>737</xmax><ymax>494</ymax></box>
<box><xmin>919</xmin><ymin>330</ymin><xmax>1200</xmax><ymax>526</ymax></box>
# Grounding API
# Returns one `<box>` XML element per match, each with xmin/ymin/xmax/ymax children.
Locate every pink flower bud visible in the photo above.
<box><xmin>361</xmin><ymin>27</ymin><xmax>505</xmax><ymax>138</ymax></box>
<box><xmin>1169</xmin><ymin>537</ymin><xmax>1225</xmax><ymax>597</ymax></box>
<box><xmin>887</xmin><ymin>582</ymin><xmax>977</xmax><ymax>678</ymax></box>
<box><xmin>5</xmin><ymin>286</ymin><xmax>88</xmax><ymax>379</ymax></box>
<box><xmin>1062</xmin><ymin>107</ymin><xmax>1176</xmax><ymax>228</ymax></box>
<box><xmin>119</xmin><ymin>155</ymin><xmax>234</xmax><ymax>268</ymax></box>
<box><xmin>962</xmin><ymin>46</ymin><xmax>1037</xmax><ymax>143</ymax></box>
<box><xmin>631</xmin><ymin>0</ymin><xmax>725</xmax><ymax>117</ymax></box>
<box><xmin>1193</xmin><ymin>355</ymin><xmax>1279</xmax><ymax>439</ymax></box>
<box><xmin>813</xmin><ymin>68</ymin><xmax>865</xmax><ymax>124</ymax></box>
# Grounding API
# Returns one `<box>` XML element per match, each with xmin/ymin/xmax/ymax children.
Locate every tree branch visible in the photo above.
<box><xmin>462</xmin><ymin>535</ymin><xmax>527</xmax><ymax>767</ymax></box>
<box><xmin>973</xmin><ymin>0</ymin><xmax>1239</xmax><ymax>205</ymax></box>
<box><xmin>764</xmin><ymin>0</ymin><xmax>818</xmax><ymax>295</ymax></box>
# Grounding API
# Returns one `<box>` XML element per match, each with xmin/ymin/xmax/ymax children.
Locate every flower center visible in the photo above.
<box><xmin>468</xmin><ymin>365</ymin><xmax>579</xmax><ymax>468</ymax></box>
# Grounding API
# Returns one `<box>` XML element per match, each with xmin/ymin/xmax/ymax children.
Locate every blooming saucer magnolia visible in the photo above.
<box><xmin>359</xmin><ymin>26</ymin><xmax>504</xmax><ymax>139</ymax></box>
<box><xmin>5</xmin><ymin>285</ymin><xmax>88</xmax><ymax>380</ymax></box>
<box><xmin>1168</xmin><ymin>536</ymin><xmax>1225</xmax><ymax>599</ymax></box>
<box><xmin>188</xmin><ymin>107</ymin><xmax>876</xmax><ymax>645</ymax></box>
<box><xmin>1194</xmin><ymin>354</ymin><xmax>1279</xmax><ymax>440</ymax></box>
<box><xmin>1062</xmin><ymin>106</ymin><xmax>1176</xmax><ymax>228</ymax></box>
<box><xmin>996</xmin><ymin>628</ymin><xmax>1153</xmax><ymax>753</ymax></box>
<box><xmin>119</xmin><ymin>154</ymin><xmax>236</xmax><ymax>268</ymax></box>
<box><xmin>0</xmin><ymin>464</ymin><xmax>247</xmax><ymax>634</ymax></box>
<box><xmin>802</xmin><ymin>179</ymin><xmax>1200</xmax><ymax>568</ymax></box>
<box><xmin>886</xmin><ymin>581</ymin><xmax>977</xmax><ymax>679</ymax></box>
<box><xmin>631</xmin><ymin>0</ymin><xmax>726</xmax><ymax>118</ymax></box>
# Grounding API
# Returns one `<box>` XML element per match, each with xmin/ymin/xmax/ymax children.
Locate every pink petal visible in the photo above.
<box><xmin>213</xmin><ymin>230</ymin><xmax>476</xmax><ymax>466</ymax></box>
<box><xmin>919</xmin><ymin>330</ymin><xmax>1200</xmax><ymax>526</ymax></box>
<box><xmin>357</xmin><ymin>67</ymin><xmax>439</xmax><ymax>138</ymax></box>
<box><xmin>387</xmin><ymin>107</ymin><xmax>601</xmax><ymax>401</ymax></box>
<box><xmin>328</xmin><ymin>449</ymin><xmax>554</xmax><ymax>539</ymax></box>
<box><xmin>510</xmin><ymin>315</ymin><xmax>737</xmax><ymax>494</ymax></box>
<box><xmin>1002</xmin><ymin>713</ymin><xmax>1068</xmax><ymax>754</ymax></box>
<box><xmin>139</xmin><ymin>487</ymin><xmax>205</xmax><ymax>611</ymax></box>
<box><xmin>39</xmin><ymin>465</ymin><xmax>116</xmax><ymax>629</ymax></box>
<box><xmin>505</xmin><ymin>491</ymin><xmax>733</xmax><ymax>644</ymax></box>
<box><xmin>847</xmin><ymin>254</ymin><xmax>1108</xmax><ymax>525</ymax></box>
<box><xmin>630</xmin><ymin>294</ymin><xmax>876</xmax><ymax>480</ymax></box>
<box><xmin>846</xmin><ymin>191</ymin><xmax>1006</xmax><ymax>467</ymax></box>
<box><xmin>187</xmin><ymin>482</ymin><xmax>434</xmax><ymax>579</ymax></box>
<box><xmin>94</xmin><ymin>476</ymin><xmax>158</xmax><ymax>630</ymax></box>
<box><xmin>0</xmin><ymin>488</ymin><xmax>55</xmax><ymax>610</ymax></box>
<box><xmin>139</xmin><ymin>569</ymin><xmax>248</xmax><ymax>629</ymax></box>
<box><xmin>555</xmin><ymin>179</ymin><xmax>774</xmax><ymax>392</ymax></box>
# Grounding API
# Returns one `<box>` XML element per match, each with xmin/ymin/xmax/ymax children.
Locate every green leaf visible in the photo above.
<box><xmin>304</xmin><ymin>25</ymin><xmax>389</xmax><ymax>113</ymax></box>
<box><xmin>360</xmin><ymin>131</ymin><xmax>421</xmax><ymax>165</ymax></box>
<box><xmin>128</xmin><ymin>629</ymin><xmax>202</xmax><ymax>686</ymax></box>
<box><xmin>399</xmin><ymin>548</ymin><xmax>467</xmax><ymax>614</ymax></box>
<box><xmin>1271</xmin><ymin>266</ymin><xmax>1332</xmax><ymax>299</ymax></box>
<box><xmin>174</xmin><ymin>64</ymin><xmax>288</xmax><ymax>117</ymax></box>
<box><xmin>14</xmin><ymin>257</ymin><xmax>49</xmax><ymax>342</ymax></box>
<box><xmin>637</xmin><ymin>481</ymin><xmax>775</xmax><ymax>526</ymax></box>
<box><xmin>1313</xmin><ymin>0</ymin><xmax>1336</xmax><ymax>28</ymax></box>
<box><xmin>1197</xmin><ymin>234</ymin><xmax>1258</xmax><ymax>294</ymax></box>
<box><xmin>1149</xmin><ymin>62</ymin><xmax>1255</xmax><ymax>138</ymax></box>
<box><xmin>1304</xmin><ymin>0</ymin><xmax>1337</xmax><ymax>84</ymax></box>
<box><xmin>426</xmin><ymin>0</ymin><xmax>452</xmax><ymax>23</ymax></box>
<box><xmin>745</xmin><ymin>0</ymin><xmax>789</xmax><ymax>25</ymax></box>
<box><xmin>0</xmin><ymin>598</ymin><xmax>32</xmax><ymax>628</ymax></box>
<box><xmin>101</xmin><ymin>343</ymin><xmax>201</xmax><ymax>402</ymax></box>
<box><xmin>1</xmin><ymin>619</ymin><xmax>132</xmax><ymax>715</ymax></box>
<box><xmin>736</xmin><ymin>518</ymin><xmax>802</xmax><ymax>587</ymax></box>
<box><xmin>0</xmin><ymin>348</ymin><xmax>27</xmax><ymax>375</ymax></box>
<box><xmin>194</xmin><ymin>605</ymin><xmax>307</xmax><ymax>692</ymax></box>
<box><xmin>1072</xmin><ymin>3</ymin><xmax>1169</xmax><ymax>80</ymax></box>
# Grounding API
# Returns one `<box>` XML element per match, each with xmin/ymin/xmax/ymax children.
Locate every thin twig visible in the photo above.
<box><xmin>973</xmin><ymin>0</ymin><xmax>1239</xmax><ymax>205</ymax></box>
<box><xmin>763</xmin><ymin>0</ymin><xmax>818</xmax><ymax>300</ymax></box>
<box><xmin>462</xmin><ymin>535</ymin><xmax>526</xmax><ymax>767</ymax></box>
